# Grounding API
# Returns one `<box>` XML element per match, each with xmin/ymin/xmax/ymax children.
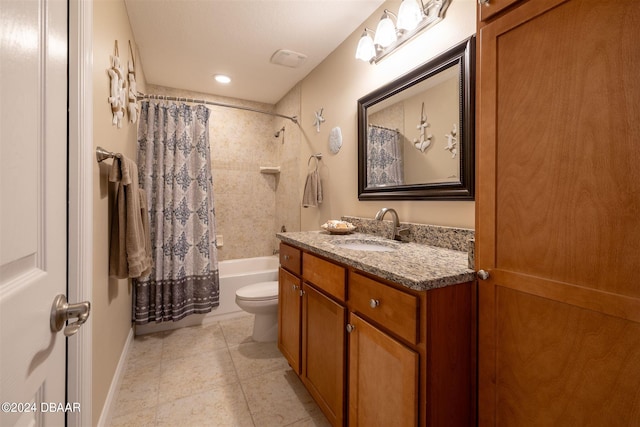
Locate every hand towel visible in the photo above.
<box><xmin>302</xmin><ymin>169</ymin><xmax>323</xmax><ymax>208</ymax></box>
<box><xmin>109</xmin><ymin>155</ymin><xmax>153</xmax><ymax>279</ymax></box>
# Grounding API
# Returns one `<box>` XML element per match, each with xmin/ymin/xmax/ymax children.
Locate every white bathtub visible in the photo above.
<box><xmin>135</xmin><ymin>255</ymin><xmax>279</xmax><ymax>335</ymax></box>
<box><xmin>217</xmin><ymin>255</ymin><xmax>279</xmax><ymax>315</ymax></box>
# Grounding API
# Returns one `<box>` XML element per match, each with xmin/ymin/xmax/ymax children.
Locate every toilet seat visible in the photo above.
<box><xmin>236</xmin><ymin>281</ymin><xmax>278</xmax><ymax>302</ymax></box>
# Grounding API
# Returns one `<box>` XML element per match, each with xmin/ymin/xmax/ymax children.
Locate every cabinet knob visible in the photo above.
<box><xmin>477</xmin><ymin>269</ymin><xmax>490</xmax><ymax>280</ymax></box>
<box><xmin>369</xmin><ymin>299</ymin><xmax>380</xmax><ymax>308</ymax></box>
<box><xmin>284</xmin><ymin>254</ymin><xmax>290</xmax><ymax>260</ymax></box>
<box><xmin>478</xmin><ymin>0</ymin><xmax>490</xmax><ymax>5</ymax></box>
<box><xmin>292</xmin><ymin>284</ymin><xmax>298</xmax><ymax>291</ymax></box>
<box><xmin>299</xmin><ymin>289</ymin><xmax>305</xmax><ymax>297</ymax></box>
<box><xmin>346</xmin><ymin>324</ymin><xmax>355</xmax><ymax>333</ymax></box>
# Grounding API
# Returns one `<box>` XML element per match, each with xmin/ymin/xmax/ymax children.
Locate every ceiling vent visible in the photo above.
<box><xmin>270</xmin><ymin>49</ymin><xmax>307</xmax><ymax>68</ymax></box>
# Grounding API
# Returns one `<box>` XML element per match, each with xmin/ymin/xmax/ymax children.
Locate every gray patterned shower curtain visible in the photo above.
<box><xmin>133</xmin><ymin>100</ymin><xmax>219</xmax><ymax>324</ymax></box>
<box><xmin>366</xmin><ymin>125</ymin><xmax>404</xmax><ymax>187</ymax></box>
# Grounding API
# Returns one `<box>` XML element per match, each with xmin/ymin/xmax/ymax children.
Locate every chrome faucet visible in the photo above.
<box><xmin>374</xmin><ymin>208</ymin><xmax>410</xmax><ymax>242</ymax></box>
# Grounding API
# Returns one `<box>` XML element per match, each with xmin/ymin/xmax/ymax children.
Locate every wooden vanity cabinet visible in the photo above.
<box><xmin>278</xmin><ymin>243</ymin><xmax>475</xmax><ymax>427</ymax></box>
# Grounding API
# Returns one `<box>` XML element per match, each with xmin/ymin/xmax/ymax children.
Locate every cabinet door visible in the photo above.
<box><xmin>278</xmin><ymin>268</ymin><xmax>301</xmax><ymax>374</ymax></box>
<box><xmin>302</xmin><ymin>284</ymin><xmax>346</xmax><ymax>427</ymax></box>
<box><xmin>477</xmin><ymin>0</ymin><xmax>640</xmax><ymax>425</ymax></box>
<box><xmin>348</xmin><ymin>313</ymin><xmax>418</xmax><ymax>427</ymax></box>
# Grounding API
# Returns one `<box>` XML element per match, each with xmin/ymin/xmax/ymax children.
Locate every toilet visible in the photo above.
<box><xmin>235</xmin><ymin>281</ymin><xmax>279</xmax><ymax>342</ymax></box>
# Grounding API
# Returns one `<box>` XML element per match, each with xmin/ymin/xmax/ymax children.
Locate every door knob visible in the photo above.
<box><xmin>477</xmin><ymin>270</ymin><xmax>490</xmax><ymax>280</ymax></box>
<box><xmin>50</xmin><ymin>294</ymin><xmax>91</xmax><ymax>337</ymax></box>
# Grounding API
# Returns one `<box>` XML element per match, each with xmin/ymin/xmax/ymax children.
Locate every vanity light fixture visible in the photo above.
<box><xmin>355</xmin><ymin>0</ymin><xmax>451</xmax><ymax>64</ymax></box>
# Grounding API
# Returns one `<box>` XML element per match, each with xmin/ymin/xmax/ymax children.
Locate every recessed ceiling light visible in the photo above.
<box><xmin>214</xmin><ymin>74</ymin><xmax>231</xmax><ymax>84</ymax></box>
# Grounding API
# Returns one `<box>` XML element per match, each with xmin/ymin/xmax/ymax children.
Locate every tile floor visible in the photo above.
<box><xmin>109</xmin><ymin>315</ymin><xmax>330</xmax><ymax>427</ymax></box>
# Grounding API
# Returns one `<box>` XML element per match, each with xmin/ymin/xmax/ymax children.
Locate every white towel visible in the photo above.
<box><xmin>302</xmin><ymin>170</ymin><xmax>323</xmax><ymax>208</ymax></box>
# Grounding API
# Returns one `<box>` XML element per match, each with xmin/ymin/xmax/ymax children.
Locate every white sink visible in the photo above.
<box><xmin>334</xmin><ymin>239</ymin><xmax>399</xmax><ymax>252</ymax></box>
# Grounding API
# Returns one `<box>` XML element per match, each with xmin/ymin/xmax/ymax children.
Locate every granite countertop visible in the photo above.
<box><xmin>276</xmin><ymin>231</ymin><xmax>476</xmax><ymax>291</ymax></box>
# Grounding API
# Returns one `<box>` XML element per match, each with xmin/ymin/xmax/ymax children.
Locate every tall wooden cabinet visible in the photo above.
<box><xmin>476</xmin><ymin>0</ymin><xmax>640</xmax><ymax>425</ymax></box>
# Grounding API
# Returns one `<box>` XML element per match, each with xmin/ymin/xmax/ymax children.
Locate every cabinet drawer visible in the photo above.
<box><xmin>280</xmin><ymin>243</ymin><xmax>301</xmax><ymax>275</ymax></box>
<box><xmin>302</xmin><ymin>253</ymin><xmax>346</xmax><ymax>302</ymax></box>
<box><xmin>349</xmin><ymin>272</ymin><xmax>419</xmax><ymax>345</ymax></box>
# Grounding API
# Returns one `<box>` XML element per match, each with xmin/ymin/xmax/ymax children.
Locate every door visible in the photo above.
<box><xmin>1</xmin><ymin>0</ymin><xmax>69</xmax><ymax>425</ymax></box>
<box><xmin>476</xmin><ymin>0</ymin><xmax>640</xmax><ymax>424</ymax></box>
<box><xmin>348</xmin><ymin>313</ymin><xmax>418</xmax><ymax>427</ymax></box>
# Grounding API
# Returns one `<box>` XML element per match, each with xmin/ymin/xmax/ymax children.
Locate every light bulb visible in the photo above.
<box><xmin>373</xmin><ymin>11</ymin><xmax>397</xmax><ymax>48</ymax></box>
<box><xmin>355</xmin><ymin>31</ymin><xmax>376</xmax><ymax>62</ymax></box>
<box><xmin>397</xmin><ymin>0</ymin><xmax>423</xmax><ymax>32</ymax></box>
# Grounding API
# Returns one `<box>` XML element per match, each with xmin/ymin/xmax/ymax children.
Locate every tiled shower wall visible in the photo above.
<box><xmin>144</xmin><ymin>84</ymin><xmax>301</xmax><ymax>261</ymax></box>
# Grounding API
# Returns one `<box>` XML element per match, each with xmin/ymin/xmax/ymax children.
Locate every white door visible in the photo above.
<box><xmin>1</xmin><ymin>0</ymin><xmax>69</xmax><ymax>425</ymax></box>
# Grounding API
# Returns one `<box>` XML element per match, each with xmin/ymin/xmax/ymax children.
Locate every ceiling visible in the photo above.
<box><xmin>124</xmin><ymin>0</ymin><xmax>385</xmax><ymax>105</ymax></box>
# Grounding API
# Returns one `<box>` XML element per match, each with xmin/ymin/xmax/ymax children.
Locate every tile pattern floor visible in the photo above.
<box><xmin>109</xmin><ymin>315</ymin><xmax>330</xmax><ymax>427</ymax></box>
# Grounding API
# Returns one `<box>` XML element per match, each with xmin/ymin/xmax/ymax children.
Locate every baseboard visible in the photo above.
<box><xmin>96</xmin><ymin>327</ymin><xmax>134</xmax><ymax>427</ymax></box>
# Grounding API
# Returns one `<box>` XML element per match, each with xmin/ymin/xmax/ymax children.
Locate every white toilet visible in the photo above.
<box><xmin>235</xmin><ymin>281</ymin><xmax>279</xmax><ymax>342</ymax></box>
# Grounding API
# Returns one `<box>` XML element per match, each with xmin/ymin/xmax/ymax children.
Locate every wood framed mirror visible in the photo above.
<box><xmin>357</xmin><ymin>36</ymin><xmax>475</xmax><ymax>200</ymax></box>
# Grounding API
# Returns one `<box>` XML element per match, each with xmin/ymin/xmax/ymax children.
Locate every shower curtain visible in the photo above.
<box><xmin>133</xmin><ymin>100</ymin><xmax>219</xmax><ymax>324</ymax></box>
<box><xmin>367</xmin><ymin>125</ymin><xmax>404</xmax><ymax>187</ymax></box>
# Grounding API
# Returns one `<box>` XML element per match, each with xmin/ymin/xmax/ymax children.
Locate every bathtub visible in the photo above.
<box><xmin>217</xmin><ymin>255</ymin><xmax>279</xmax><ymax>316</ymax></box>
<box><xmin>135</xmin><ymin>255</ymin><xmax>279</xmax><ymax>335</ymax></box>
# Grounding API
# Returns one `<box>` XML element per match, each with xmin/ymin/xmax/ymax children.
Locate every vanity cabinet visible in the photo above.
<box><xmin>278</xmin><ymin>242</ymin><xmax>475</xmax><ymax>427</ymax></box>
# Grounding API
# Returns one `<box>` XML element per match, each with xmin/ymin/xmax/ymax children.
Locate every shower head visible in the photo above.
<box><xmin>274</xmin><ymin>126</ymin><xmax>285</xmax><ymax>138</ymax></box>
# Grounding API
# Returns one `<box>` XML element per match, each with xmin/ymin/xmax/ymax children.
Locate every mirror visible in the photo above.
<box><xmin>358</xmin><ymin>36</ymin><xmax>475</xmax><ymax>200</ymax></box>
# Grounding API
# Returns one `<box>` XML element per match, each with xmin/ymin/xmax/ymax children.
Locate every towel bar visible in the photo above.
<box><xmin>96</xmin><ymin>146</ymin><xmax>122</xmax><ymax>163</ymax></box>
<box><xmin>307</xmin><ymin>153</ymin><xmax>322</xmax><ymax>168</ymax></box>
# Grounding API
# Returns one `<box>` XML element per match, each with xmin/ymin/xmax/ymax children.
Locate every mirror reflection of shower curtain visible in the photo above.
<box><xmin>367</xmin><ymin>125</ymin><xmax>404</xmax><ymax>187</ymax></box>
<box><xmin>134</xmin><ymin>100</ymin><xmax>220</xmax><ymax>324</ymax></box>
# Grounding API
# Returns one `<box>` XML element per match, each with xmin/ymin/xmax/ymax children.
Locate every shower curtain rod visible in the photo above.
<box><xmin>136</xmin><ymin>92</ymin><xmax>299</xmax><ymax>124</ymax></box>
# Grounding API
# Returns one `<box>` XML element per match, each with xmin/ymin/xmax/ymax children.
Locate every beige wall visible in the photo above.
<box><xmin>297</xmin><ymin>0</ymin><xmax>476</xmax><ymax>230</ymax></box>
<box><xmin>92</xmin><ymin>0</ymin><xmax>146</xmax><ymax>424</ymax></box>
